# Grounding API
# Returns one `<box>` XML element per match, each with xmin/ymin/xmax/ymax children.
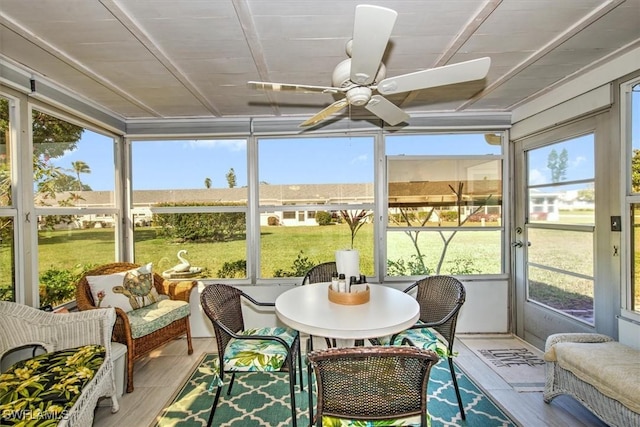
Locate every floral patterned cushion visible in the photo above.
<box><xmin>0</xmin><ymin>344</ymin><xmax>105</xmax><ymax>425</ymax></box>
<box><xmin>209</xmin><ymin>326</ymin><xmax>298</xmax><ymax>386</ymax></box>
<box><xmin>126</xmin><ymin>298</ymin><xmax>189</xmax><ymax>339</ymax></box>
<box><xmin>378</xmin><ymin>325</ymin><xmax>449</xmax><ymax>357</ymax></box>
<box><xmin>321</xmin><ymin>414</ymin><xmax>428</xmax><ymax>426</ymax></box>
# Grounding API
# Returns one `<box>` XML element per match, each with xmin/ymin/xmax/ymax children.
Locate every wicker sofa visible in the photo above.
<box><xmin>0</xmin><ymin>301</ymin><xmax>118</xmax><ymax>426</ymax></box>
<box><xmin>76</xmin><ymin>262</ymin><xmax>196</xmax><ymax>392</ymax></box>
<box><xmin>543</xmin><ymin>332</ymin><xmax>640</xmax><ymax>427</ymax></box>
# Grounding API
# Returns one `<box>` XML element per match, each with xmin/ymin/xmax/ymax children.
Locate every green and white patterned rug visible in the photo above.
<box><xmin>153</xmin><ymin>353</ymin><xmax>516</xmax><ymax>427</ymax></box>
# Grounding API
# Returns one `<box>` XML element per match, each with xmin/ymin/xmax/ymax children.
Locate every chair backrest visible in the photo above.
<box><xmin>75</xmin><ymin>262</ymin><xmax>166</xmax><ymax>310</ymax></box>
<box><xmin>407</xmin><ymin>275</ymin><xmax>466</xmax><ymax>349</ymax></box>
<box><xmin>307</xmin><ymin>346</ymin><xmax>438</xmax><ymax>424</ymax></box>
<box><xmin>301</xmin><ymin>262</ymin><xmax>337</xmax><ymax>286</ymax></box>
<box><xmin>200</xmin><ymin>283</ymin><xmax>245</xmax><ymax>356</ymax></box>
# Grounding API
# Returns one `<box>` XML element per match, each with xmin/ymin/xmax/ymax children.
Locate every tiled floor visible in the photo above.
<box><xmin>93</xmin><ymin>335</ymin><xmax>608</xmax><ymax>427</ymax></box>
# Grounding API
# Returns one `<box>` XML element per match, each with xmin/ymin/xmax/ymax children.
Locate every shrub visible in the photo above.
<box><xmin>267</xmin><ymin>216</ymin><xmax>280</xmax><ymax>226</ymax></box>
<box><xmin>153</xmin><ymin>202</ymin><xmax>246</xmax><ymax>242</ymax></box>
<box><xmin>387</xmin><ymin>255</ymin><xmax>430</xmax><ymax>276</ymax></box>
<box><xmin>0</xmin><ymin>285</ymin><xmax>13</xmax><ymax>301</ymax></box>
<box><xmin>447</xmin><ymin>257</ymin><xmax>480</xmax><ymax>275</ymax></box>
<box><xmin>217</xmin><ymin>260</ymin><xmax>246</xmax><ymax>278</ymax></box>
<box><xmin>467</xmin><ymin>212</ymin><xmax>499</xmax><ymax>222</ymax></box>
<box><xmin>273</xmin><ymin>251</ymin><xmax>316</xmax><ymax>277</ymax></box>
<box><xmin>39</xmin><ymin>263</ymin><xmax>95</xmax><ymax>308</ymax></box>
<box><xmin>315</xmin><ymin>211</ymin><xmax>332</xmax><ymax>226</ymax></box>
<box><xmin>439</xmin><ymin>211</ymin><xmax>458</xmax><ymax>222</ymax></box>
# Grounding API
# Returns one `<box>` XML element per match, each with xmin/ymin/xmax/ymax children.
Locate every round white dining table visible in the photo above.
<box><xmin>275</xmin><ymin>282</ymin><xmax>419</xmax><ymax>343</ymax></box>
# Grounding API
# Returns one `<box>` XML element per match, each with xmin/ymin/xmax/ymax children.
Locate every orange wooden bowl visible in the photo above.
<box><xmin>328</xmin><ymin>285</ymin><xmax>370</xmax><ymax>305</ymax></box>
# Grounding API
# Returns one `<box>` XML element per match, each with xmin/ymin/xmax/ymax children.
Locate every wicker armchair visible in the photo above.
<box><xmin>200</xmin><ymin>283</ymin><xmax>303</xmax><ymax>427</ymax></box>
<box><xmin>0</xmin><ymin>301</ymin><xmax>118</xmax><ymax>427</ymax></box>
<box><xmin>307</xmin><ymin>345</ymin><xmax>439</xmax><ymax>427</ymax></box>
<box><xmin>378</xmin><ymin>275</ymin><xmax>467</xmax><ymax>419</ymax></box>
<box><xmin>301</xmin><ymin>262</ymin><xmax>338</xmax><ymax>348</ymax></box>
<box><xmin>75</xmin><ymin>262</ymin><xmax>196</xmax><ymax>393</ymax></box>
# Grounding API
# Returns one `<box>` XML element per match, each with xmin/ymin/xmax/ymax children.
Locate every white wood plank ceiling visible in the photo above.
<box><xmin>0</xmin><ymin>0</ymin><xmax>638</xmax><ymax>124</ymax></box>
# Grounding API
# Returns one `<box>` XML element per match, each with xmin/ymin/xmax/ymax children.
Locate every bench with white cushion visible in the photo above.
<box><xmin>543</xmin><ymin>333</ymin><xmax>640</xmax><ymax>427</ymax></box>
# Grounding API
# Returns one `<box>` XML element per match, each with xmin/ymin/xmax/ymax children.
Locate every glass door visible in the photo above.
<box><xmin>513</xmin><ymin>119</ymin><xmax>601</xmax><ymax>348</ymax></box>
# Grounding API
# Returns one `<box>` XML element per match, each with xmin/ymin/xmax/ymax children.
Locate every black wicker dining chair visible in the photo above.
<box><xmin>307</xmin><ymin>345</ymin><xmax>439</xmax><ymax>427</ymax></box>
<box><xmin>301</xmin><ymin>262</ymin><xmax>338</xmax><ymax>348</ymax></box>
<box><xmin>377</xmin><ymin>275</ymin><xmax>467</xmax><ymax>419</ymax></box>
<box><xmin>301</xmin><ymin>261</ymin><xmax>337</xmax><ymax>286</ymax></box>
<box><xmin>200</xmin><ymin>283</ymin><xmax>303</xmax><ymax>427</ymax></box>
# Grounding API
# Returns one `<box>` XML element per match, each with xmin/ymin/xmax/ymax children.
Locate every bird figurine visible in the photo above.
<box><xmin>172</xmin><ymin>250</ymin><xmax>191</xmax><ymax>273</ymax></box>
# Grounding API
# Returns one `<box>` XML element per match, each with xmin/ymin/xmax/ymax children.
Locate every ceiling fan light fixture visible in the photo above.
<box><xmin>346</xmin><ymin>86</ymin><xmax>372</xmax><ymax>106</ymax></box>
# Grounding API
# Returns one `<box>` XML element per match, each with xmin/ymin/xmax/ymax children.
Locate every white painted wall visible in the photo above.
<box><xmin>188</xmin><ymin>280</ymin><xmax>510</xmax><ymax>338</ymax></box>
<box><xmin>618</xmin><ymin>316</ymin><xmax>640</xmax><ymax>351</ymax></box>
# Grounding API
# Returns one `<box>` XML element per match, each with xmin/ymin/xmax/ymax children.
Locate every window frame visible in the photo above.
<box><xmin>0</xmin><ymin>94</ymin><xmax>19</xmax><ymax>302</ymax></box>
<box><xmin>622</xmin><ymin>75</ymin><xmax>640</xmax><ymax>322</ymax></box>
<box><xmin>382</xmin><ymin>133</ymin><xmax>507</xmax><ymax>281</ymax></box>
<box><xmin>127</xmin><ymin>136</ymin><xmax>250</xmax><ymax>281</ymax></box>
<box><xmin>30</xmin><ymin>105</ymin><xmax>122</xmax><ymax>307</ymax></box>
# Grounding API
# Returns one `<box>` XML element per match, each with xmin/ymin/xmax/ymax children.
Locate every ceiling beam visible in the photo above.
<box><xmin>458</xmin><ymin>0</ymin><xmax>626</xmax><ymax>110</ymax></box>
<box><xmin>232</xmin><ymin>0</ymin><xmax>282</xmax><ymax>116</ymax></box>
<box><xmin>0</xmin><ymin>6</ymin><xmax>161</xmax><ymax>117</ymax></box>
<box><xmin>99</xmin><ymin>0</ymin><xmax>222</xmax><ymax>117</ymax></box>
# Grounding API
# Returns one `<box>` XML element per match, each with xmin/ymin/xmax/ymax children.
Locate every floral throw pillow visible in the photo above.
<box><xmin>87</xmin><ymin>263</ymin><xmax>160</xmax><ymax>312</ymax></box>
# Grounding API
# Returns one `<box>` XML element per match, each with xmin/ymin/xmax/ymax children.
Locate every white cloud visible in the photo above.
<box><xmin>187</xmin><ymin>139</ymin><xmax>245</xmax><ymax>151</ymax></box>
<box><xmin>350</xmin><ymin>154</ymin><xmax>368</xmax><ymax>164</ymax></box>
<box><xmin>528</xmin><ymin>168</ymin><xmax>546</xmax><ymax>185</ymax></box>
<box><xmin>570</xmin><ymin>155</ymin><xmax>586</xmax><ymax>168</ymax></box>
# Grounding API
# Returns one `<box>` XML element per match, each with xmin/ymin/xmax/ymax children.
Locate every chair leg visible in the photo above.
<box><xmin>307</xmin><ymin>360</ymin><xmax>314</xmax><ymax>427</ymax></box>
<box><xmin>206</xmin><ymin>384</ymin><xmax>223</xmax><ymax>427</ymax></box>
<box><xmin>288</xmin><ymin>365</ymin><xmax>298</xmax><ymax>427</ymax></box>
<box><xmin>125</xmin><ymin>347</ymin><xmax>134</xmax><ymax>393</ymax></box>
<box><xmin>297</xmin><ymin>341</ymin><xmax>304</xmax><ymax>392</ymax></box>
<box><xmin>110</xmin><ymin>394</ymin><xmax>119</xmax><ymax>413</ymax></box>
<box><xmin>226</xmin><ymin>373</ymin><xmax>236</xmax><ymax>396</ymax></box>
<box><xmin>324</xmin><ymin>337</ymin><xmax>335</xmax><ymax>348</ymax></box>
<box><xmin>448</xmin><ymin>357</ymin><xmax>465</xmax><ymax>420</ymax></box>
<box><xmin>185</xmin><ymin>318</ymin><xmax>194</xmax><ymax>355</ymax></box>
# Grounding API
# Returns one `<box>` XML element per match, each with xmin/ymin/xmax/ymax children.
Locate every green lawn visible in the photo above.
<box><xmin>0</xmin><ymin>220</ymin><xmax>606</xmax><ymax>309</ymax></box>
<box><xmin>30</xmin><ymin>224</ymin><xmax>504</xmax><ymax>278</ymax></box>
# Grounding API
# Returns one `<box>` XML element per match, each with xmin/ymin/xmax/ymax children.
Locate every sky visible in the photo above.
<box><xmin>49</xmin><ymin>124</ymin><xmax>622</xmax><ymax>192</ymax></box>
<box><xmin>51</xmin><ymin>133</ymin><xmax>502</xmax><ymax>191</ymax></box>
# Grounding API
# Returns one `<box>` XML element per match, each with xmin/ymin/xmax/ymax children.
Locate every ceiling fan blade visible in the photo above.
<box><xmin>484</xmin><ymin>133</ymin><xmax>502</xmax><ymax>145</ymax></box>
<box><xmin>365</xmin><ymin>95</ymin><xmax>410</xmax><ymax>126</ymax></box>
<box><xmin>377</xmin><ymin>57</ymin><xmax>492</xmax><ymax>95</ymax></box>
<box><xmin>300</xmin><ymin>99</ymin><xmax>349</xmax><ymax>127</ymax></box>
<box><xmin>248</xmin><ymin>81</ymin><xmax>343</xmax><ymax>94</ymax></box>
<box><xmin>350</xmin><ymin>5</ymin><xmax>397</xmax><ymax>85</ymax></box>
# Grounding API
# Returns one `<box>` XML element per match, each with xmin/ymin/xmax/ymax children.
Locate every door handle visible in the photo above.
<box><xmin>511</xmin><ymin>240</ymin><xmax>531</xmax><ymax>248</ymax></box>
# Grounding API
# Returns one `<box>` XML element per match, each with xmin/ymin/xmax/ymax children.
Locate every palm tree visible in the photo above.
<box><xmin>70</xmin><ymin>160</ymin><xmax>91</xmax><ymax>190</ymax></box>
<box><xmin>204</xmin><ymin>177</ymin><xmax>212</xmax><ymax>189</ymax></box>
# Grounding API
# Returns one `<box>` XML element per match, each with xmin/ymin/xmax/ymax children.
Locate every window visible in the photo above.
<box><xmin>525</xmin><ymin>134</ymin><xmax>595</xmax><ymax>324</ymax></box>
<box><xmin>626</xmin><ymin>79</ymin><xmax>640</xmax><ymax>315</ymax></box>
<box><xmin>0</xmin><ymin>96</ymin><xmax>16</xmax><ymax>301</ymax></box>
<box><xmin>385</xmin><ymin>133</ymin><xmax>503</xmax><ymax>276</ymax></box>
<box><xmin>33</xmin><ymin>109</ymin><xmax>117</xmax><ymax>307</ymax></box>
<box><xmin>258</xmin><ymin>136</ymin><xmax>374</xmax><ymax>279</ymax></box>
<box><xmin>131</xmin><ymin>139</ymin><xmax>248</xmax><ymax>280</ymax></box>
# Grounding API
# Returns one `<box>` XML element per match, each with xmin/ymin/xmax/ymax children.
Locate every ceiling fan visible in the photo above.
<box><xmin>248</xmin><ymin>4</ymin><xmax>491</xmax><ymax>128</ymax></box>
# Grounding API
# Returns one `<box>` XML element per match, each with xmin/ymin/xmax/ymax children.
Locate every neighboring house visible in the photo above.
<box><xmin>46</xmin><ymin>183</ymin><xmax>375</xmax><ymax>228</ymax></box>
